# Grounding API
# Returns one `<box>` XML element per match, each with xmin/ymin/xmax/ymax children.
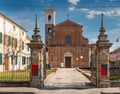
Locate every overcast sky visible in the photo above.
<box><xmin>0</xmin><ymin>0</ymin><xmax>120</xmax><ymax>51</ymax></box>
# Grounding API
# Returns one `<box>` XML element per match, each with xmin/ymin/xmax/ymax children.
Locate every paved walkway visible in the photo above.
<box><xmin>44</xmin><ymin>68</ymin><xmax>93</xmax><ymax>89</ymax></box>
<box><xmin>0</xmin><ymin>68</ymin><xmax>120</xmax><ymax>94</ymax></box>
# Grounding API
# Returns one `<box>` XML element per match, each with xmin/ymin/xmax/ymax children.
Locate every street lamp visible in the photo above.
<box><xmin>116</xmin><ymin>37</ymin><xmax>120</xmax><ymax>42</ymax></box>
<box><xmin>80</xmin><ymin>55</ymin><xmax>83</xmax><ymax>68</ymax></box>
<box><xmin>76</xmin><ymin>58</ymin><xmax>79</xmax><ymax>67</ymax></box>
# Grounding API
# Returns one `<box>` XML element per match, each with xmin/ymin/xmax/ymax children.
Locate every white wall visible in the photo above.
<box><xmin>0</xmin><ymin>14</ymin><xmax>30</xmax><ymax>72</ymax></box>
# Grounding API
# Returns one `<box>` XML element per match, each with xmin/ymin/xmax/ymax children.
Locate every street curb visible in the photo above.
<box><xmin>0</xmin><ymin>87</ymin><xmax>39</xmax><ymax>94</ymax></box>
<box><xmin>44</xmin><ymin>69</ymin><xmax>57</xmax><ymax>85</ymax></box>
<box><xmin>76</xmin><ymin>68</ymin><xmax>91</xmax><ymax>80</ymax></box>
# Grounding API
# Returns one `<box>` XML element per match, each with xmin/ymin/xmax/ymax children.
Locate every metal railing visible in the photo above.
<box><xmin>0</xmin><ymin>69</ymin><xmax>31</xmax><ymax>81</ymax></box>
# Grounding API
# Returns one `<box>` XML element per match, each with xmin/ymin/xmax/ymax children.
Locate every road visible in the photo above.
<box><xmin>44</xmin><ymin>68</ymin><xmax>93</xmax><ymax>89</ymax></box>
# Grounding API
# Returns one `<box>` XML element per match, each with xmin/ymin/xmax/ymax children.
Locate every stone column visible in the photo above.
<box><xmin>27</xmin><ymin>14</ymin><xmax>45</xmax><ymax>88</ymax></box>
<box><xmin>95</xmin><ymin>13</ymin><xmax>112</xmax><ymax>88</ymax></box>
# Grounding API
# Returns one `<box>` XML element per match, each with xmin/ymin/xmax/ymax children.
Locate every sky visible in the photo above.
<box><xmin>0</xmin><ymin>0</ymin><xmax>120</xmax><ymax>51</ymax></box>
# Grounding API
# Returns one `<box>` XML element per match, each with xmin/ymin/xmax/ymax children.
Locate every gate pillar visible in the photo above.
<box><xmin>27</xmin><ymin>14</ymin><xmax>46</xmax><ymax>88</ymax></box>
<box><xmin>91</xmin><ymin>13</ymin><xmax>112</xmax><ymax>88</ymax></box>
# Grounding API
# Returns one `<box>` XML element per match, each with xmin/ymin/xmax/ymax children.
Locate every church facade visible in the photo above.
<box><xmin>45</xmin><ymin>9</ymin><xmax>89</xmax><ymax>68</ymax></box>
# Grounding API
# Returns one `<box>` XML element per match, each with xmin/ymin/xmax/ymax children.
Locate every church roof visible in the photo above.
<box><xmin>55</xmin><ymin>19</ymin><xmax>83</xmax><ymax>28</ymax></box>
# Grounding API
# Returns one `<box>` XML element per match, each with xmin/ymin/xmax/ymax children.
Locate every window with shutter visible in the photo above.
<box><xmin>15</xmin><ymin>38</ymin><xmax>17</xmax><ymax>47</ymax></box>
<box><xmin>22</xmin><ymin>56</ymin><xmax>26</xmax><ymax>65</ymax></box>
<box><xmin>0</xmin><ymin>53</ymin><xmax>2</xmax><ymax>65</ymax></box>
<box><xmin>6</xmin><ymin>35</ymin><xmax>8</xmax><ymax>46</ymax></box>
<box><xmin>0</xmin><ymin>32</ymin><xmax>2</xmax><ymax>43</ymax></box>
<box><xmin>22</xmin><ymin>41</ymin><xmax>24</xmax><ymax>50</ymax></box>
<box><xmin>11</xmin><ymin>37</ymin><xmax>14</xmax><ymax>47</ymax></box>
<box><xmin>8</xmin><ymin>36</ymin><xmax>11</xmax><ymax>46</ymax></box>
<box><xmin>16</xmin><ymin>56</ymin><xmax>17</xmax><ymax>64</ymax></box>
<box><xmin>4</xmin><ymin>35</ymin><xmax>6</xmax><ymax>45</ymax></box>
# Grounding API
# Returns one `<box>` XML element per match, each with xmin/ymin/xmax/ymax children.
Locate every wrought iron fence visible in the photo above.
<box><xmin>0</xmin><ymin>54</ymin><xmax>31</xmax><ymax>81</ymax></box>
<box><xmin>0</xmin><ymin>69</ymin><xmax>31</xmax><ymax>81</ymax></box>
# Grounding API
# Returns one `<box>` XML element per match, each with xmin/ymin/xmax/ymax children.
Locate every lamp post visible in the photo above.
<box><xmin>80</xmin><ymin>55</ymin><xmax>83</xmax><ymax>68</ymax></box>
<box><xmin>116</xmin><ymin>37</ymin><xmax>120</xmax><ymax>42</ymax></box>
<box><xmin>76</xmin><ymin>58</ymin><xmax>79</xmax><ymax>67</ymax></box>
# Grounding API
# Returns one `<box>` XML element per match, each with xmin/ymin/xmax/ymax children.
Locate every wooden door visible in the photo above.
<box><xmin>4</xmin><ymin>58</ymin><xmax>9</xmax><ymax>71</ymax></box>
<box><xmin>65</xmin><ymin>57</ymin><xmax>71</xmax><ymax>68</ymax></box>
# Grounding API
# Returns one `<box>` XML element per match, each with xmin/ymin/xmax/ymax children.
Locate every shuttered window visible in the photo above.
<box><xmin>8</xmin><ymin>36</ymin><xmax>11</xmax><ymax>46</ymax></box>
<box><xmin>22</xmin><ymin>56</ymin><xmax>26</xmax><ymax>65</ymax></box>
<box><xmin>16</xmin><ymin>56</ymin><xmax>17</xmax><ymax>64</ymax></box>
<box><xmin>15</xmin><ymin>38</ymin><xmax>17</xmax><ymax>47</ymax></box>
<box><xmin>0</xmin><ymin>32</ymin><xmax>2</xmax><ymax>43</ymax></box>
<box><xmin>0</xmin><ymin>53</ymin><xmax>2</xmax><ymax>65</ymax></box>
<box><xmin>22</xmin><ymin>41</ymin><xmax>24</xmax><ymax>50</ymax></box>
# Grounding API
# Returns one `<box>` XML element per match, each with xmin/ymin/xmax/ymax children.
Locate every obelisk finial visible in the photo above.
<box><xmin>101</xmin><ymin>13</ymin><xmax>104</xmax><ymax>30</ymax></box>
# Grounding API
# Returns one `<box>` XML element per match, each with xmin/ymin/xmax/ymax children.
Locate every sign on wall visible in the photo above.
<box><xmin>100</xmin><ymin>64</ymin><xmax>107</xmax><ymax>76</ymax></box>
<box><xmin>32</xmin><ymin>64</ymin><xmax>38</xmax><ymax>76</ymax></box>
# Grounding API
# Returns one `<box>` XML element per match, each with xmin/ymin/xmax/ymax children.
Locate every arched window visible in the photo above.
<box><xmin>66</xmin><ymin>36</ymin><xmax>71</xmax><ymax>45</ymax></box>
<box><xmin>48</xmin><ymin>15</ymin><xmax>51</xmax><ymax>21</ymax></box>
<box><xmin>48</xmin><ymin>28</ymin><xmax>52</xmax><ymax>33</ymax></box>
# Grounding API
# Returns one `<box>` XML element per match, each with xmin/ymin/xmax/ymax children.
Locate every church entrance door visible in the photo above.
<box><xmin>65</xmin><ymin>57</ymin><xmax>71</xmax><ymax>68</ymax></box>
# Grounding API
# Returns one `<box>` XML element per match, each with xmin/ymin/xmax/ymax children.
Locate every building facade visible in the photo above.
<box><xmin>45</xmin><ymin>9</ymin><xmax>89</xmax><ymax>68</ymax></box>
<box><xmin>0</xmin><ymin>13</ymin><xmax>30</xmax><ymax>72</ymax></box>
<box><xmin>110</xmin><ymin>48</ymin><xmax>120</xmax><ymax>68</ymax></box>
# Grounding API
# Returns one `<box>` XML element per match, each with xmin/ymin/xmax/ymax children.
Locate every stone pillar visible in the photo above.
<box><xmin>91</xmin><ymin>44</ymin><xmax>97</xmax><ymax>86</ymax></box>
<box><xmin>91</xmin><ymin>13</ymin><xmax>112</xmax><ymax>88</ymax></box>
<box><xmin>95</xmin><ymin>13</ymin><xmax>112</xmax><ymax>88</ymax></box>
<box><xmin>27</xmin><ymin>14</ymin><xmax>45</xmax><ymax>88</ymax></box>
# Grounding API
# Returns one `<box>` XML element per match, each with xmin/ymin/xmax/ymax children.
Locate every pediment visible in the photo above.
<box><xmin>55</xmin><ymin>20</ymin><xmax>83</xmax><ymax>28</ymax></box>
<box><xmin>64</xmin><ymin>51</ymin><xmax>73</xmax><ymax>56</ymax></box>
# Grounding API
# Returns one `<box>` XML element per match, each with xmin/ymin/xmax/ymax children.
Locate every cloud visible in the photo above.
<box><xmin>117</xmin><ymin>23</ymin><xmax>120</xmax><ymax>26</ymax></box>
<box><xmin>110</xmin><ymin>42</ymin><xmax>120</xmax><ymax>52</ymax></box>
<box><xmin>79</xmin><ymin>8</ymin><xmax>120</xmax><ymax>19</ymax></box>
<box><xmin>86</xmin><ymin>10</ymin><xmax>95</xmax><ymax>19</ymax></box>
<box><xmin>10</xmin><ymin>16</ymin><xmax>34</xmax><ymax>26</ymax></box>
<box><xmin>77</xmin><ymin>8</ymin><xmax>89</xmax><ymax>12</ymax></box>
<box><xmin>89</xmin><ymin>39</ymin><xmax>97</xmax><ymax>44</ymax></box>
<box><xmin>68</xmin><ymin>0</ymin><xmax>80</xmax><ymax>5</ymax></box>
<box><xmin>94</xmin><ymin>0</ymin><xmax>99</xmax><ymax>2</ymax></box>
<box><xmin>107</xmin><ymin>28</ymin><xmax>120</xmax><ymax>35</ymax></box>
<box><xmin>109</xmin><ymin>0</ymin><xmax>116</xmax><ymax>1</ymax></box>
<box><xmin>68</xmin><ymin>6</ymin><xmax>75</xmax><ymax>11</ymax></box>
<box><xmin>40</xmin><ymin>0</ymin><xmax>44</xmax><ymax>3</ymax></box>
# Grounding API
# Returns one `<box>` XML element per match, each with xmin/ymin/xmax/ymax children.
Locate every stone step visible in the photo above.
<box><xmin>0</xmin><ymin>92</ymin><xmax>35</xmax><ymax>94</ymax></box>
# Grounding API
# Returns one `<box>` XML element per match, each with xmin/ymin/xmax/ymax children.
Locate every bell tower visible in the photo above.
<box><xmin>44</xmin><ymin>9</ymin><xmax>56</xmax><ymax>45</ymax></box>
